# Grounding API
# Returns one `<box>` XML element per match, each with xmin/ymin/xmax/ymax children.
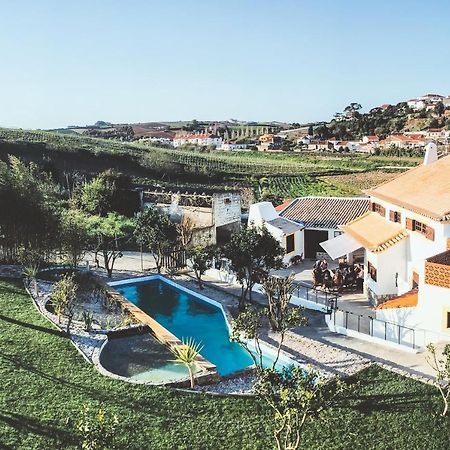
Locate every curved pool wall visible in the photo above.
<box><xmin>109</xmin><ymin>275</ymin><xmax>297</xmax><ymax>376</ymax></box>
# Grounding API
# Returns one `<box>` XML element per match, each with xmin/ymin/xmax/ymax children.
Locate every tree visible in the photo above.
<box><xmin>435</xmin><ymin>101</ymin><xmax>445</xmax><ymax>117</ymax></box>
<box><xmin>254</xmin><ymin>366</ymin><xmax>341</xmax><ymax>450</ymax></box>
<box><xmin>50</xmin><ymin>273</ymin><xmax>78</xmax><ymax>333</ymax></box>
<box><xmin>231</xmin><ymin>284</ymin><xmax>306</xmax><ymax>371</ymax></box>
<box><xmin>307</xmin><ymin>125</ymin><xmax>314</xmax><ymax>136</ymax></box>
<box><xmin>23</xmin><ymin>263</ymin><xmax>40</xmax><ymax>297</ymax></box>
<box><xmin>344</xmin><ymin>102</ymin><xmax>362</xmax><ymax>113</ymax></box>
<box><xmin>178</xmin><ymin>215</ymin><xmax>195</xmax><ymax>249</ymax></box>
<box><xmin>60</xmin><ymin>208</ymin><xmax>90</xmax><ymax>267</ymax></box>
<box><xmin>73</xmin><ymin>170</ymin><xmax>139</xmax><ymax>218</ymax></box>
<box><xmin>166</xmin><ymin>337</ymin><xmax>203</xmax><ymax>388</ymax></box>
<box><xmin>0</xmin><ymin>156</ymin><xmax>61</xmax><ymax>263</ymax></box>
<box><xmin>222</xmin><ymin>225</ymin><xmax>284</xmax><ymax>310</ymax></box>
<box><xmin>427</xmin><ymin>343</ymin><xmax>450</xmax><ymax>416</ymax></box>
<box><xmin>88</xmin><ymin>213</ymin><xmax>134</xmax><ymax>278</ymax></box>
<box><xmin>188</xmin><ymin>245</ymin><xmax>215</xmax><ymax>289</ymax></box>
<box><xmin>134</xmin><ymin>208</ymin><xmax>179</xmax><ymax>274</ymax></box>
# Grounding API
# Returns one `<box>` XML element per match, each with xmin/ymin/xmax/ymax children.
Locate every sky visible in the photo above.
<box><xmin>1</xmin><ymin>0</ymin><xmax>450</xmax><ymax>129</ymax></box>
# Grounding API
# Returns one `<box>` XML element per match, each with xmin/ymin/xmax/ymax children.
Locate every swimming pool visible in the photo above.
<box><xmin>110</xmin><ymin>276</ymin><xmax>295</xmax><ymax>376</ymax></box>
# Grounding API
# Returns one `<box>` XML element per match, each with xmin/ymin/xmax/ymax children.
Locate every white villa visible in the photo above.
<box><xmin>321</xmin><ymin>145</ymin><xmax>450</xmax><ymax>342</ymax></box>
<box><xmin>248</xmin><ymin>146</ymin><xmax>449</xmax><ymax>347</ymax></box>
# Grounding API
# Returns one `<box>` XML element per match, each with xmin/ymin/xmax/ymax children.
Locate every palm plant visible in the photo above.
<box><xmin>167</xmin><ymin>338</ymin><xmax>203</xmax><ymax>388</ymax></box>
<box><xmin>23</xmin><ymin>264</ymin><xmax>40</xmax><ymax>297</ymax></box>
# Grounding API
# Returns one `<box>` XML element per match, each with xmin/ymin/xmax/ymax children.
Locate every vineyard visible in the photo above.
<box><xmin>256</xmin><ymin>175</ymin><xmax>357</xmax><ymax>202</ymax></box>
<box><xmin>0</xmin><ymin>127</ymin><xmax>419</xmax><ymax>204</ymax></box>
<box><xmin>0</xmin><ymin>127</ymin><xmax>415</xmax><ymax>178</ymax></box>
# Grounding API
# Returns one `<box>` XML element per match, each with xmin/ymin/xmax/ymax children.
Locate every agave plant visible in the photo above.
<box><xmin>167</xmin><ymin>337</ymin><xmax>203</xmax><ymax>388</ymax></box>
<box><xmin>23</xmin><ymin>264</ymin><xmax>40</xmax><ymax>297</ymax></box>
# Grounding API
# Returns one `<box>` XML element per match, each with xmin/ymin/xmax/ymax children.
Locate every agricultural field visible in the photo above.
<box><xmin>318</xmin><ymin>170</ymin><xmax>402</xmax><ymax>196</ymax></box>
<box><xmin>0</xmin><ymin>127</ymin><xmax>420</xmax><ymax>204</ymax></box>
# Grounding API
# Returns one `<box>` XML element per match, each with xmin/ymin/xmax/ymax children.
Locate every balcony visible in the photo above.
<box><xmin>425</xmin><ymin>250</ymin><xmax>450</xmax><ymax>289</ymax></box>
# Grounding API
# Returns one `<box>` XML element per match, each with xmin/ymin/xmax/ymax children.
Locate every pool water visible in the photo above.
<box><xmin>113</xmin><ymin>277</ymin><xmax>293</xmax><ymax>376</ymax></box>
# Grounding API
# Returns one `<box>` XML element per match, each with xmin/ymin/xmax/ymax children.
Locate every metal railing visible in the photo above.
<box><xmin>293</xmin><ymin>281</ymin><xmax>339</xmax><ymax>311</ymax></box>
<box><xmin>332</xmin><ymin>308</ymin><xmax>416</xmax><ymax>349</ymax></box>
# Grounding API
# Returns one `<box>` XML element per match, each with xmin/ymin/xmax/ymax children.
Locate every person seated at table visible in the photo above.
<box><xmin>319</xmin><ymin>259</ymin><xmax>328</xmax><ymax>271</ymax></box>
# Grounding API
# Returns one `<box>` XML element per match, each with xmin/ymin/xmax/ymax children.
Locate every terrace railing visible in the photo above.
<box><xmin>331</xmin><ymin>308</ymin><xmax>417</xmax><ymax>349</ymax></box>
<box><xmin>292</xmin><ymin>281</ymin><xmax>339</xmax><ymax>313</ymax></box>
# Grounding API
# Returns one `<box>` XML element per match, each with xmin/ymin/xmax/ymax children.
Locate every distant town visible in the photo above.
<box><xmin>51</xmin><ymin>92</ymin><xmax>450</xmax><ymax>155</ymax></box>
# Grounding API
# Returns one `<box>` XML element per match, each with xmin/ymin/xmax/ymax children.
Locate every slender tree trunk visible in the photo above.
<box><xmin>188</xmin><ymin>365</ymin><xmax>195</xmax><ymax>388</ymax></box>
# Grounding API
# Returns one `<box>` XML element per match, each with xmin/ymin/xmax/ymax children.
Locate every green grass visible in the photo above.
<box><xmin>1</xmin><ymin>278</ymin><xmax>449</xmax><ymax>449</ymax></box>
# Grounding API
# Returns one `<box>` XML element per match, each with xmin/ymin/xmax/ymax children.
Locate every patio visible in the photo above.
<box><xmin>273</xmin><ymin>259</ymin><xmax>375</xmax><ymax>317</ymax></box>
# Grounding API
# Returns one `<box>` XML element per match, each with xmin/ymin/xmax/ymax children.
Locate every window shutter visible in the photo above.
<box><xmin>369</xmin><ymin>201</ymin><xmax>374</xmax><ymax>211</ymax></box>
<box><xmin>389</xmin><ymin>211</ymin><xmax>395</xmax><ymax>222</ymax></box>
<box><xmin>379</xmin><ymin>206</ymin><xmax>386</xmax><ymax>217</ymax></box>
<box><xmin>425</xmin><ymin>226</ymin><xmax>435</xmax><ymax>241</ymax></box>
<box><xmin>405</xmin><ymin>218</ymin><xmax>414</xmax><ymax>230</ymax></box>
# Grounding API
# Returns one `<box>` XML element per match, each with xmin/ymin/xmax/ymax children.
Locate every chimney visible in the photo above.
<box><xmin>424</xmin><ymin>142</ymin><xmax>438</xmax><ymax>165</ymax></box>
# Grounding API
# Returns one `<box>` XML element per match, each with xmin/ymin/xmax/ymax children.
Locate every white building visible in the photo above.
<box><xmin>173</xmin><ymin>133</ymin><xmax>223</xmax><ymax>148</ymax></box>
<box><xmin>218</xmin><ymin>142</ymin><xmax>249</xmax><ymax>151</ymax></box>
<box><xmin>248</xmin><ymin>202</ymin><xmax>304</xmax><ymax>265</ymax></box>
<box><xmin>248</xmin><ymin>197</ymin><xmax>369</xmax><ymax>264</ymax></box>
<box><xmin>322</xmin><ymin>146</ymin><xmax>450</xmax><ymax>342</ymax></box>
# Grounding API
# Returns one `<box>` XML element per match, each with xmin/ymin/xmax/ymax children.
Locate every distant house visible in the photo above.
<box><xmin>306</xmin><ymin>140</ymin><xmax>331</xmax><ymax>151</ymax></box>
<box><xmin>173</xmin><ymin>132</ymin><xmax>223</xmax><ymax>148</ymax></box>
<box><xmin>362</xmin><ymin>135</ymin><xmax>379</xmax><ymax>144</ymax></box>
<box><xmin>218</xmin><ymin>142</ymin><xmax>249</xmax><ymax>151</ymax></box>
<box><xmin>407</xmin><ymin>99</ymin><xmax>426</xmax><ymax>111</ymax></box>
<box><xmin>379</xmin><ymin>134</ymin><xmax>429</xmax><ymax>149</ymax></box>
<box><xmin>419</xmin><ymin>93</ymin><xmax>444</xmax><ymax>103</ymax></box>
<box><xmin>257</xmin><ymin>134</ymin><xmax>283</xmax><ymax>152</ymax></box>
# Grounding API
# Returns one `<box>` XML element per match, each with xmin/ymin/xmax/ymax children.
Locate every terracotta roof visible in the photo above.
<box><xmin>376</xmin><ymin>289</ymin><xmax>418</xmax><ymax>310</ymax></box>
<box><xmin>340</xmin><ymin>212</ymin><xmax>409</xmax><ymax>252</ymax></box>
<box><xmin>365</xmin><ymin>155</ymin><xmax>450</xmax><ymax>221</ymax></box>
<box><xmin>275</xmin><ymin>200</ymin><xmax>293</xmax><ymax>212</ymax></box>
<box><xmin>280</xmin><ymin>196</ymin><xmax>370</xmax><ymax>229</ymax></box>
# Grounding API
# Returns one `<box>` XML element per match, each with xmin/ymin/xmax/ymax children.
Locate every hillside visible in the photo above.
<box><xmin>312</xmin><ymin>101</ymin><xmax>449</xmax><ymax>140</ymax></box>
<box><xmin>0</xmin><ymin>127</ymin><xmax>419</xmax><ymax>205</ymax></box>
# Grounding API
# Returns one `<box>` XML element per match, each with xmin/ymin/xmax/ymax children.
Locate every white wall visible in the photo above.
<box><xmin>368</xmin><ymin>196</ymin><xmax>450</xmax><ymax>296</ymax></box>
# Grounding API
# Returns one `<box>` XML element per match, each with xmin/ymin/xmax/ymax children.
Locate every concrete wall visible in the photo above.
<box><xmin>213</xmin><ymin>192</ymin><xmax>241</xmax><ymax>228</ymax></box>
<box><xmin>366</xmin><ymin>240</ymin><xmax>407</xmax><ymax>299</ymax></box>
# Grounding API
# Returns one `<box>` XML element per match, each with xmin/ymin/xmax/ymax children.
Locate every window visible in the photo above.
<box><xmin>447</xmin><ymin>312</ymin><xmax>450</xmax><ymax>329</ymax></box>
<box><xmin>286</xmin><ymin>234</ymin><xmax>295</xmax><ymax>253</ymax></box>
<box><xmin>368</xmin><ymin>261</ymin><xmax>377</xmax><ymax>282</ymax></box>
<box><xmin>223</xmin><ymin>198</ymin><xmax>231</xmax><ymax>204</ymax></box>
<box><xmin>406</xmin><ymin>218</ymin><xmax>435</xmax><ymax>241</ymax></box>
<box><xmin>371</xmin><ymin>202</ymin><xmax>386</xmax><ymax>217</ymax></box>
<box><xmin>414</xmin><ymin>220</ymin><xmax>427</xmax><ymax>234</ymax></box>
<box><xmin>390</xmin><ymin>210</ymin><xmax>402</xmax><ymax>223</ymax></box>
<box><xmin>334</xmin><ymin>231</ymin><xmax>342</xmax><ymax>238</ymax></box>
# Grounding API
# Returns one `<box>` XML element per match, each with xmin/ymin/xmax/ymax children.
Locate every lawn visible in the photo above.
<box><xmin>1</xmin><ymin>278</ymin><xmax>449</xmax><ymax>449</ymax></box>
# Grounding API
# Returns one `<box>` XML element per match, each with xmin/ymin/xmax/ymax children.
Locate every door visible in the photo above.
<box><xmin>304</xmin><ymin>229</ymin><xmax>329</xmax><ymax>259</ymax></box>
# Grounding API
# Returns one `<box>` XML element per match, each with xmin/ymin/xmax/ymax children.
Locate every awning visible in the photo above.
<box><xmin>319</xmin><ymin>233</ymin><xmax>362</xmax><ymax>260</ymax></box>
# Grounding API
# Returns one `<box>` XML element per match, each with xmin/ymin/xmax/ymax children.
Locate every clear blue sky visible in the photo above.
<box><xmin>1</xmin><ymin>0</ymin><xmax>449</xmax><ymax>129</ymax></box>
